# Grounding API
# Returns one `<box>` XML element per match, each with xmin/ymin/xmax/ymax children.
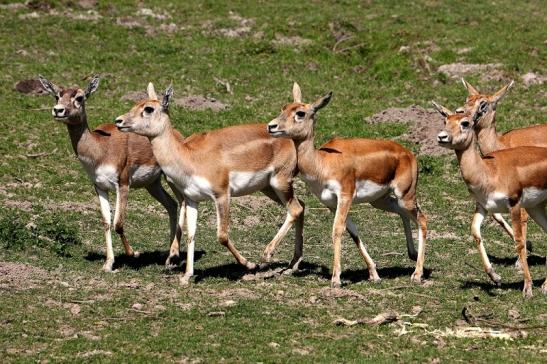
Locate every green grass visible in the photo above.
<box><xmin>0</xmin><ymin>0</ymin><xmax>545</xmax><ymax>362</ymax></box>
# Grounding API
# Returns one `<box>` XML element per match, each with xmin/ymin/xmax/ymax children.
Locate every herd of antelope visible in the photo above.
<box><xmin>37</xmin><ymin>75</ymin><xmax>546</xmax><ymax>298</ymax></box>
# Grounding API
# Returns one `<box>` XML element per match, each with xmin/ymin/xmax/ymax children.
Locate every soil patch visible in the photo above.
<box><xmin>522</xmin><ymin>72</ymin><xmax>546</xmax><ymax>87</ymax></box>
<box><xmin>365</xmin><ymin>105</ymin><xmax>450</xmax><ymax>156</ymax></box>
<box><xmin>273</xmin><ymin>34</ymin><xmax>313</xmax><ymax>47</ymax></box>
<box><xmin>174</xmin><ymin>95</ymin><xmax>229</xmax><ymax>112</ymax></box>
<box><xmin>0</xmin><ymin>261</ymin><xmax>49</xmax><ymax>290</ymax></box>
<box><xmin>15</xmin><ymin>78</ymin><xmax>48</xmax><ymax>96</ymax></box>
<box><xmin>437</xmin><ymin>63</ymin><xmax>502</xmax><ymax>79</ymax></box>
<box><xmin>120</xmin><ymin>91</ymin><xmax>148</xmax><ymax>103</ymax></box>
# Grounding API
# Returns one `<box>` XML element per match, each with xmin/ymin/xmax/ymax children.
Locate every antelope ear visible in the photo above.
<box><xmin>491</xmin><ymin>80</ymin><xmax>514</xmax><ymax>105</ymax></box>
<box><xmin>85</xmin><ymin>75</ymin><xmax>100</xmax><ymax>98</ymax></box>
<box><xmin>162</xmin><ymin>84</ymin><xmax>173</xmax><ymax>111</ymax></box>
<box><xmin>38</xmin><ymin>75</ymin><xmax>60</xmax><ymax>95</ymax></box>
<box><xmin>431</xmin><ymin>101</ymin><xmax>452</xmax><ymax>118</ymax></box>
<box><xmin>147</xmin><ymin>82</ymin><xmax>158</xmax><ymax>100</ymax></box>
<box><xmin>292</xmin><ymin>82</ymin><xmax>302</xmax><ymax>103</ymax></box>
<box><xmin>312</xmin><ymin>92</ymin><xmax>332</xmax><ymax>112</ymax></box>
<box><xmin>461</xmin><ymin>78</ymin><xmax>480</xmax><ymax>96</ymax></box>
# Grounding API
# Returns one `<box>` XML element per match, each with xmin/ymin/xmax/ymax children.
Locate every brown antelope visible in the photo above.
<box><xmin>267</xmin><ymin>83</ymin><xmax>427</xmax><ymax>288</ymax></box>
<box><xmin>39</xmin><ymin>75</ymin><xmax>182</xmax><ymax>272</ymax></box>
<box><xmin>433</xmin><ymin>104</ymin><xmax>547</xmax><ymax>298</ymax></box>
<box><xmin>115</xmin><ymin>83</ymin><xmax>305</xmax><ymax>285</ymax></box>
<box><xmin>462</xmin><ymin>79</ymin><xmax>547</xmax><ymax>256</ymax></box>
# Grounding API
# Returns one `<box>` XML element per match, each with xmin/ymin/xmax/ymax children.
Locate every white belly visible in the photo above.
<box><xmin>162</xmin><ymin>165</ymin><xmax>213</xmax><ymax>202</ymax></box>
<box><xmin>78</xmin><ymin>156</ymin><xmax>118</xmax><ymax>191</ymax></box>
<box><xmin>302</xmin><ymin>176</ymin><xmax>388</xmax><ymax>208</ymax></box>
<box><xmin>229</xmin><ymin>168</ymin><xmax>273</xmax><ymax>197</ymax></box>
<box><xmin>520</xmin><ymin>187</ymin><xmax>547</xmax><ymax>208</ymax></box>
<box><xmin>129</xmin><ymin>165</ymin><xmax>161</xmax><ymax>187</ymax></box>
<box><xmin>353</xmin><ymin>180</ymin><xmax>390</xmax><ymax>203</ymax></box>
<box><xmin>93</xmin><ymin>165</ymin><xmax>119</xmax><ymax>190</ymax></box>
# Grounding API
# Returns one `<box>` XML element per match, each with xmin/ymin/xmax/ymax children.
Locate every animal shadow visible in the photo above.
<box><xmin>84</xmin><ymin>249</ymin><xmax>205</xmax><ymax>271</ymax></box>
<box><xmin>488</xmin><ymin>253</ymin><xmax>545</xmax><ymax>267</ymax></box>
<box><xmin>460</xmin><ymin>278</ymin><xmax>545</xmax><ymax>296</ymax></box>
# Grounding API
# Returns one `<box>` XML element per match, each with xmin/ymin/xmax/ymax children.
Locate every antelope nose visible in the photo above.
<box><xmin>53</xmin><ymin>106</ymin><xmax>65</xmax><ymax>115</ymax></box>
<box><xmin>115</xmin><ymin>118</ymin><xmax>123</xmax><ymax>126</ymax></box>
<box><xmin>267</xmin><ymin>123</ymin><xmax>277</xmax><ymax>132</ymax></box>
<box><xmin>437</xmin><ymin>132</ymin><xmax>449</xmax><ymax>143</ymax></box>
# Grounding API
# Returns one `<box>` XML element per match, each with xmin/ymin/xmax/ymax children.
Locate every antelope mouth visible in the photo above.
<box><xmin>268</xmin><ymin>130</ymin><xmax>285</xmax><ymax>137</ymax></box>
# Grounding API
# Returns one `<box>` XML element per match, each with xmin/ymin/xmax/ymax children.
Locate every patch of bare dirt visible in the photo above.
<box><xmin>0</xmin><ymin>262</ymin><xmax>49</xmax><ymax>290</ymax></box>
<box><xmin>116</xmin><ymin>16</ymin><xmax>142</xmax><ymax>29</ymax></box>
<box><xmin>437</xmin><ymin>63</ymin><xmax>503</xmax><ymax>79</ymax></box>
<box><xmin>321</xmin><ymin>287</ymin><xmax>366</xmax><ymax>301</ymax></box>
<box><xmin>235</xmin><ymin>194</ymin><xmax>274</xmax><ymax>211</ymax></box>
<box><xmin>174</xmin><ymin>95</ymin><xmax>229</xmax><ymax>112</ymax></box>
<box><xmin>220</xmin><ymin>12</ymin><xmax>255</xmax><ymax>38</ymax></box>
<box><xmin>210</xmin><ymin>288</ymin><xmax>259</xmax><ymax>300</ymax></box>
<box><xmin>3</xmin><ymin>199</ymin><xmax>95</xmax><ymax>213</ymax></box>
<box><xmin>75</xmin><ymin>0</ymin><xmax>97</xmax><ymax>10</ymax></box>
<box><xmin>15</xmin><ymin>78</ymin><xmax>48</xmax><ymax>96</ymax></box>
<box><xmin>521</xmin><ymin>72</ymin><xmax>546</xmax><ymax>87</ymax></box>
<box><xmin>365</xmin><ymin>105</ymin><xmax>450</xmax><ymax>156</ymax></box>
<box><xmin>136</xmin><ymin>8</ymin><xmax>171</xmax><ymax>20</ymax></box>
<box><xmin>120</xmin><ymin>91</ymin><xmax>148</xmax><ymax>103</ymax></box>
<box><xmin>273</xmin><ymin>34</ymin><xmax>313</xmax><ymax>47</ymax></box>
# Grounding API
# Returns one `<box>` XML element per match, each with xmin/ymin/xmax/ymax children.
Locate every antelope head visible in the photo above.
<box><xmin>116</xmin><ymin>82</ymin><xmax>173</xmax><ymax>138</ymax></box>
<box><xmin>267</xmin><ymin>82</ymin><xmax>332</xmax><ymax>141</ymax></box>
<box><xmin>39</xmin><ymin>75</ymin><xmax>99</xmax><ymax>124</ymax></box>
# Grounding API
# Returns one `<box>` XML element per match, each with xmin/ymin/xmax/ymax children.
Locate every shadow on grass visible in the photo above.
<box><xmin>84</xmin><ymin>249</ymin><xmax>205</xmax><ymax>271</ymax></box>
<box><xmin>460</xmin><ymin>278</ymin><xmax>545</xmax><ymax>296</ymax></box>
<box><xmin>293</xmin><ymin>261</ymin><xmax>433</xmax><ymax>283</ymax></box>
<box><xmin>488</xmin><ymin>253</ymin><xmax>545</xmax><ymax>267</ymax></box>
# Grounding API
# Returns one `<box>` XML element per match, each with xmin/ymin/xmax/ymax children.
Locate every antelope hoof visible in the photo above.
<box><xmin>102</xmin><ymin>260</ymin><xmax>114</xmax><ymax>272</ymax></box>
<box><xmin>246</xmin><ymin>262</ymin><xmax>257</xmax><ymax>271</ymax></box>
<box><xmin>522</xmin><ymin>285</ymin><xmax>533</xmax><ymax>299</ymax></box>
<box><xmin>288</xmin><ymin>256</ymin><xmax>303</xmax><ymax>271</ymax></box>
<box><xmin>368</xmin><ymin>273</ymin><xmax>381</xmax><ymax>283</ymax></box>
<box><xmin>541</xmin><ymin>283</ymin><xmax>547</xmax><ymax>296</ymax></box>
<box><xmin>410</xmin><ymin>272</ymin><xmax>423</xmax><ymax>284</ymax></box>
<box><xmin>260</xmin><ymin>253</ymin><xmax>272</xmax><ymax>264</ymax></box>
<box><xmin>488</xmin><ymin>270</ymin><xmax>502</xmax><ymax>285</ymax></box>
<box><xmin>330</xmin><ymin>279</ymin><xmax>341</xmax><ymax>289</ymax></box>
<box><xmin>179</xmin><ymin>275</ymin><xmax>192</xmax><ymax>286</ymax></box>
<box><xmin>165</xmin><ymin>254</ymin><xmax>180</xmax><ymax>269</ymax></box>
<box><xmin>132</xmin><ymin>250</ymin><xmax>141</xmax><ymax>259</ymax></box>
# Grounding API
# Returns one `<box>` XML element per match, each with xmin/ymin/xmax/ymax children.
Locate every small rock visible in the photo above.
<box><xmin>268</xmin><ymin>342</ymin><xmax>280</xmax><ymax>349</ymax></box>
<box><xmin>207</xmin><ymin>311</ymin><xmax>225</xmax><ymax>317</ymax></box>
<box><xmin>398</xmin><ymin>45</ymin><xmax>410</xmax><ymax>54</ymax></box>
<box><xmin>522</xmin><ymin>72</ymin><xmax>545</xmax><ymax>87</ymax></box>
<box><xmin>70</xmin><ymin>304</ymin><xmax>81</xmax><ymax>316</ymax></box>
<box><xmin>132</xmin><ymin>303</ymin><xmax>143</xmax><ymax>310</ymax></box>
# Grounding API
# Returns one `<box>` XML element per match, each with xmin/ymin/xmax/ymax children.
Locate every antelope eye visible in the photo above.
<box><xmin>144</xmin><ymin>106</ymin><xmax>155</xmax><ymax>114</ymax></box>
<box><xmin>55</xmin><ymin>95</ymin><xmax>59</xmax><ymax>101</ymax></box>
<box><xmin>461</xmin><ymin>121</ymin><xmax>470</xmax><ymax>128</ymax></box>
<box><xmin>75</xmin><ymin>96</ymin><xmax>84</xmax><ymax>103</ymax></box>
<box><xmin>295</xmin><ymin>111</ymin><xmax>306</xmax><ymax>118</ymax></box>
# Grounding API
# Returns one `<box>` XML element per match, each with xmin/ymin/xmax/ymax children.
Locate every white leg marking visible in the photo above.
<box><xmin>96</xmin><ymin>187</ymin><xmax>114</xmax><ymax>272</ymax></box>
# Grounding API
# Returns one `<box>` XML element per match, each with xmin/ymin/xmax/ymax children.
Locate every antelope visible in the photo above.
<box><xmin>267</xmin><ymin>83</ymin><xmax>427</xmax><ymax>288</ymax></box>
<box><xmin>115</xmin><ymin>83</ymin><xmax>305</xmax><ymax>285</ymax></box>
<box><xmin>462</xmin><ymin>79</ymin><xmax>547</xmax><ymax>257</ymax></box>
<box><xmin>39</xmin><ymin>75</ymin><xmax>182</xmax><ymax>272</ymax></box>
<box><xmin>433</xmin><ymin>104</ymin><xmax>547</xmax><ymax>298</ymax></box>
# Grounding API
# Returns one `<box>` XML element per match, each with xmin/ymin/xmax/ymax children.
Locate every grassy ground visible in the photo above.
<box><xmin>0</xmin><ymin>0</ymin><xmax>545</xmax><ymax>362</ymax></box>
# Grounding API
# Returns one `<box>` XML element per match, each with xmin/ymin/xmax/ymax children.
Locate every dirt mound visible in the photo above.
<box><xmin>174</xmin><ymin>95</ymin><xmax>229</xmax><ymax>112</ymax></box>
<box><xmin>365</xmin><ymin>105</ymin><xmax>450</xmax><ymax>156</ymax></box>
<box><xmin>120</xmin><ymin>91</ymin><xmax>148</xmax><ymax>103</ymax></box>
<box><xmin>522</xmin><ymin>72</ymin><xmax>546</xmax><ymax>87</ymax></box>
<box><xmin>273</xmin><ymin>34</ymin><xmax>313</xmax><ymax>47</ymax></box>
<box><xmin>0</xmin><ymin>261</ymin><xmax>49</xmax><ymax>290</ymax></box>
<box><xmin>437</xmin><ymin>63</ymin><xmax>502</xmax><ymax>79</ymax></box>
<box><xmin>15</xmin><ymin>78</ymin><xmax>48</xmax><ymax>96</ymax></box>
